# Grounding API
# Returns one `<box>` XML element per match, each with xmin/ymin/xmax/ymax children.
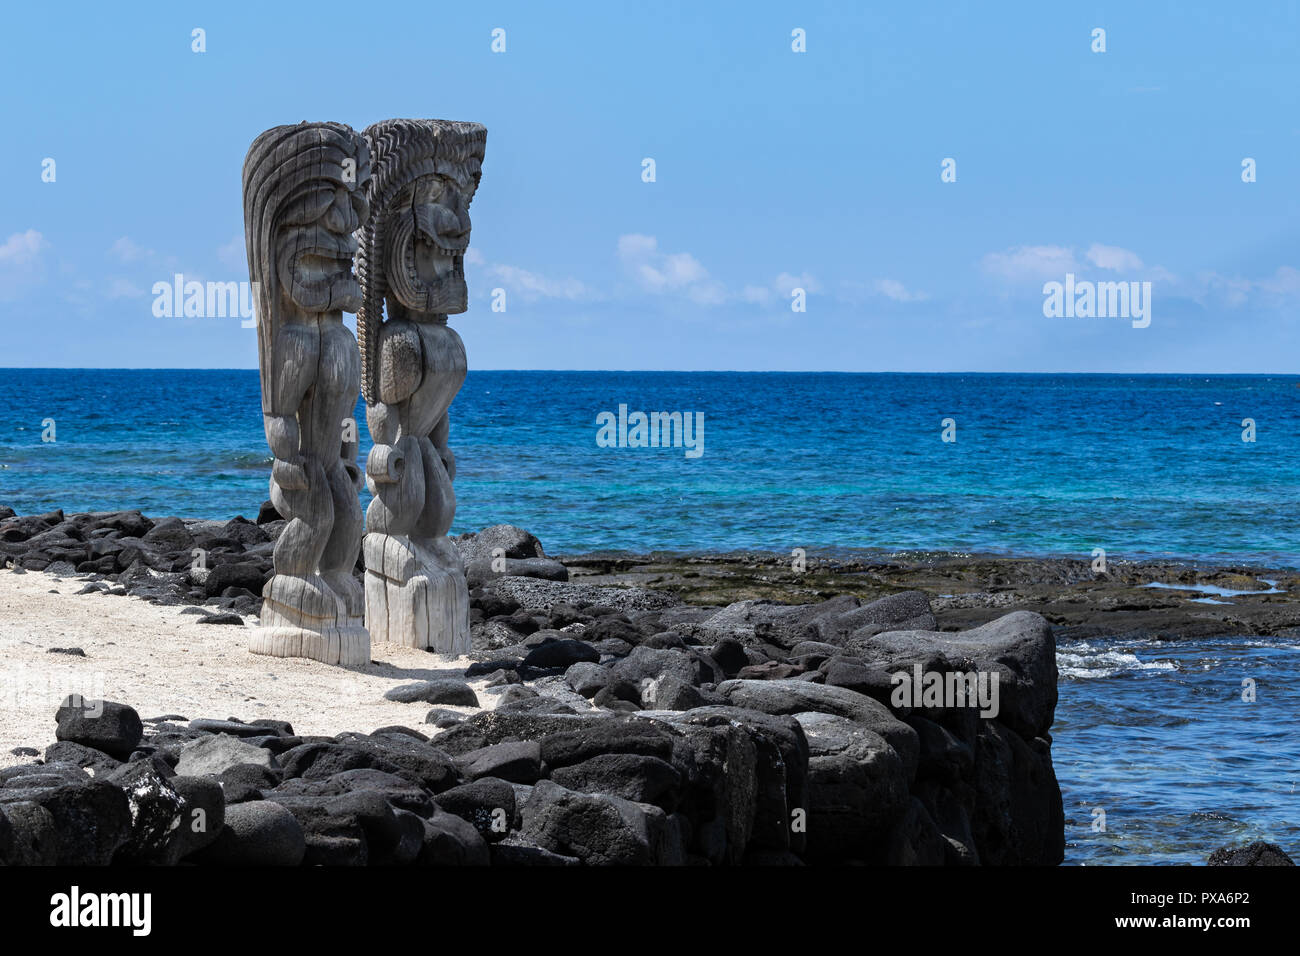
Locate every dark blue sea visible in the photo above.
<box><xmin>4</xmin><ymin>369</ymin><xmax>1299</xmax><ymax>563</ymax></box>
<box><xmin>1</xmin><ymin>369</ymin><xmax>1297</xmax><ymax>864</ymax></box>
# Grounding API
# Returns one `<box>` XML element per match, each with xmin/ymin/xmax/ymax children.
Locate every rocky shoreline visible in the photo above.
<box><xmin>561</xmin><ymin>549</ymin><xmax>1300</xmax><ymax>642</ymax></box>
<box><xmin>0</xmin><ymin>505</ymin><xmax>1294</xmax><ymax>866</ymax></box>
<box><xmin>6</xmin><ymin>505</ymin><xmax>1299</xmax><ymax>642</ymax></box>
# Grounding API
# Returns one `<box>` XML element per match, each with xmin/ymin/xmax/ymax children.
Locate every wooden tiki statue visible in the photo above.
<box><xmin>356</xmin><ymin>118</ymin><xmax>486</xmax><ymax>654</ymax></box>
<box><xmin>242</xmin><ymin>121</ymin><xmax>372</xmax><ymax>666</ymax></box>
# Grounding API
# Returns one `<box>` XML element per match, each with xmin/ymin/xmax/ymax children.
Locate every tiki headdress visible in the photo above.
<box><xmin>242</xmin><ymin>122</ymin><xmax>371</xmax><ymax>414</ymax></box>
<box><xmin>356</xmin><ymin>118</ymin><xmax>487</xmax><ymax>404</ymax></box>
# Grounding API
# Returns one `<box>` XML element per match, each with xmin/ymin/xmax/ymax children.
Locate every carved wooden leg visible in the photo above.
<box><xmin>411</xmin><ymin>436</ymin><xmax>469</xmax><ymax>654</ymax></box>
<box><xmin>363</xmin><ymin>437</ymin><xmax>468</xmax><ymax>653</ymax></box>
<box><xmin>355</xmin><ymin>119</ymin><xmax>485</xmax><ymax>658</ymax></box>
<box><xmin>253</xmin><ymin>458</ymin><xmax>369</xmax><ymax>666</ymax></box>
<box><xmin>364</xmin><ymin>434</ymin><xmax>421</xmax><ymax>645</ymax></box>
<box><xmin>321</xmin><ymin>457</ymin><xmax>366</xmax><ymax>626</ymax></box>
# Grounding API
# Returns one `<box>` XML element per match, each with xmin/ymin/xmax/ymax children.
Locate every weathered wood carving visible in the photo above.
<box><xmin>243</xmin><ymin>121</ymin><xmax>372</xmax><ymax>666</ymax></box>
<box><xmin>356</xmin><ymin>119</ymin><xmax>486</xmax><ymax>654</ymax></box>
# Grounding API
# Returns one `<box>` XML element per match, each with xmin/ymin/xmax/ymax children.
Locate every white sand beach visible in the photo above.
<box><xmin>0</xmin><ymin>567</ymin><xmax>496</xmax><ymax>769</ymax></box>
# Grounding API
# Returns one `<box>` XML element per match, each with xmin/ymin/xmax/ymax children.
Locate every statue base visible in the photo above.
<box><xmin>249</xmin><ymin>625</ymin><xmax>371</xmax><ymax>667</ymax></box>
<box><xmin>251</xmin><ymin>573</ymin><xmax>371</xmax><ymax>666</ymax></box>
<box><xmin>364</xmin><ymin>534</ymin><xmax>470</xmax><ymax>655</ymax></box>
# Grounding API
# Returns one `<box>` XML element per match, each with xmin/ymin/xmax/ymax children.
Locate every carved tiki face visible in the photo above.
<box><xmin>276</xmin><ymin>182</ymin><xmax>370</xmax><ymax>314</ymax></box>
<box><xmin>274</xmin><ymin>151</ymin><xmax>371</xmax><ymax>315</ymax></box>
<box><xmin>245</xmin><ymin>121</ymin><xmax>371</xmax><ymax>317</ymax></box>
<box><xmin>243</xmin><ymin>121</ymin><xmax>372</xmax><ymax>412</ymax></box>
<box><xmin>362</xmin><ymin>119</ymin><xmax>486</xmax><ymax>319</ymax></box>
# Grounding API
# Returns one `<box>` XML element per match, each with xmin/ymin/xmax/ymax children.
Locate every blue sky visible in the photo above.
<box><xmin>3</xmin><ymin>0</ymin><xmax>1299</xmax><ymax>372</ymax></box>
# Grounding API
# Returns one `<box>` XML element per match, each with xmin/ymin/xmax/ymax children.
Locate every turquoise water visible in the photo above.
<box><xmin>3</xmin><ymin>370</ymin><xmax>1299</xmax><ymax>563</ymax></box>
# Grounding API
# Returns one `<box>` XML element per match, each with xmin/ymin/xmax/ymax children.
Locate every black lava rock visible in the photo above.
<box><xmin>521</xmin><ymin>639</ymin><xmax>600</xmax><ymax>669</ymax></box>
<box><xmin>54</xmin><ymin>697</ymin><xmax>143</xmax><ymax>760</ymax></box>
<box><xmin>1208</xmin><ymin>841</ymin><xmax>1295</xmax><ymax>866</ymax></box>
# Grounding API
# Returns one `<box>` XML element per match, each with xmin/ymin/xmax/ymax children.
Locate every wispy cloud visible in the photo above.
<box><xmin>1084</xmin><ymin>243</ymin><xmax>1144</xmax><ymax>272</ymax></box>
<box><xmin>981</xmin><ymin>244</ymin><xmax>1078</xmax><ymax>282</ymax></box>
<box><xmin>617</xmin><ymin>234</ymin><xmax>820</xmax><ymax>309</ymax></box>
<box><xmin>485</xmin><ymin>263</ymin><xmax>590</xmax><ymax>301</ymax></box>
<box><xmin>982</xmin><ymin>242</ymin><xmax>1173</xmax><ymax>287</ymax></box>
<box><xmin>0</xmin><ymin>229</ymin><xmax>49</xmax><ymax>300</ymax></box>
<box><xmin>1</xmin><ymin>229</ymin><xmax>48</xmax><ymax>268</ymax></box>
<box><xmin>463</xmin><ymin>245</ymin><xmax>593</xmax><ymax>302</ymax></box>
<box><xmin>837</xmin><ymin>277</ymin><xmax>930</xmax><ymax>305</ymax></box>
<box><xmin>872</xmin><ymin>278</ymin><xmax>929</xmax><ymax>302</ymax></box>
<box><xmin>616</xmin><ymin>233</ymin><xmax>728</xmax><ymax>305</ymax></box>
<box><xmin>109</xmin><ymin>236</ymin><xmax>152</xmax><ymax>263</ymax></box>
<box><xmin>740</xmin><ymin>271</ymin><xmax>822</xmax><ymax>306</ymax></box>
<box><xmin>1195</xmin><ymin>266</ymin><xmax>1300</xmax><ymax>309</ymax></box>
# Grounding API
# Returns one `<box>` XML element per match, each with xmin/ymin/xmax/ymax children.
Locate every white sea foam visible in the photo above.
<box><xmin>1057</xmin><ymin>645</ymin><xmax>1177</xmax><ymax>679</ymax></box>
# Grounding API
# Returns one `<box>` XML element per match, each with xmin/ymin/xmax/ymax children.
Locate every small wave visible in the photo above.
<box><xmin>204</xmin><ymin>451</ymin><xmax>274</xmax><ymax>470</ymax></box>
<box><xmin>1058</xmin><ymin>648</ymin><xmax>1177</xmax><ymax>679</ymax></box>
<box><xmin>1189</xmin><ymin>810</ymin><xmax>1239</xmax><ymax>823</ymax></box>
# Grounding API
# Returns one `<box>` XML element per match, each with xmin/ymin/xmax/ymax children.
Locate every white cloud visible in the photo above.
<box><xmin>981</xmin><ymin>245</ymin><xmax>1078</xmax><ymax>282</ymax></box>
<box><xmin>1085</xmin><ymin>243</ymin><xmax>1144</xmax><ymax>272</ymax></box>
<box><xmin>1259</xmin><ymin>265</ymin><xmax>1300</xmax><ymax>296</ymax></box>
<box><xmin>0</xmin><ymin>230</ymin><xmax>48</xmax><ymax>301</ymax></box>
<box><xmin>0</xmin><ymin>229</ymin><xmax>48</xmax><ymax>267</ymax></box>
<box><xmin>463</xmin><ymin>246</ymin><xmax>591</xmax><ymax>302</ymax></box>
<box><xmin>775</xmin><ymin>271</ymin><xmax>822</xmax><ymax>295</ymax></box>
<box><xmin>1197</xmin><ymin>266</ymin><xmax>1300</xmax><ymax>308</ymax></box>
<box><xmin>837</xmin><ymin>277</ymin><xmax>929</xmax><ymax>305</ymax></box>
<box><xmin>872</xmin><ymin>278</ymin><xmax>929</xmax><ymax>302</ymax></box>
<box><xmin>618</xmin><ymin>234</ymin><xmax>704</xmax><ymax>290</ymax></box>
<box><xmin>616</xmin><ymin>234</ymin><xmax>816</xmax><ymax>308</ymax></box>
<box><xmin>741</xmin><ymin>272</ymin><xmax>822</xmax><ymax>306</ymax></box>
<box><xmin>616</xmin><ymin>233</ymin><xmax>727</xmax><ymax>304</ymax></box>
<box><xmin>983</xmin><ymin>242</ymin><xmax>1171</xmax><ymax>290</ymax></box>
<box><xmin>486</xmin><ymin>263</ymin><xmax>589</xmax><ymax>301</ymax></box>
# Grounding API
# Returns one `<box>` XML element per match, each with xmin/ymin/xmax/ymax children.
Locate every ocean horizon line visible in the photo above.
<box><xmin>4</xmin><ymin>368</ymin><xmax>1300</xmax><ymax>377</ymax></box>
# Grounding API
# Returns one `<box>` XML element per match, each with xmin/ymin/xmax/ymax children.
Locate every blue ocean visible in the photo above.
<box><xmin>3</xmin><ymin>370</ymin><xmax>1299</xmax><ymax>564</ymax></box>
<box><xmin>1</xmin><ymin>369</ymin><xmax>1297</xmax><ymax>864</ymax></box>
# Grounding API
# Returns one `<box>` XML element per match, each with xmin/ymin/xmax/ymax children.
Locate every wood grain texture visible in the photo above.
<box><xmin>242</xmin><ymin>121</ymin><xmax>374</xmax><ymax>666</ymax></box>
<box><xmin>357</xmin><ymin>119</ymin><xmax>485</xmax><ymax>657</ymax></box>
